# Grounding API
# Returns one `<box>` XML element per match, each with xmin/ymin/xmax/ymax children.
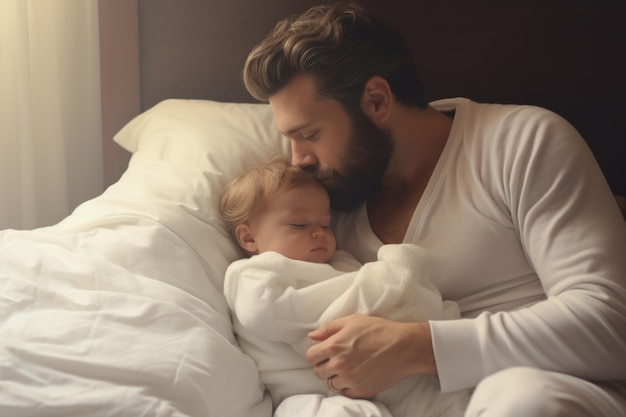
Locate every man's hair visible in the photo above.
<box><xmin>219</xmin><ymin>159</ymin><xmax>319</xmax><ymax>237</ymax></box>
<box><xmin>243</xmin><ymin>1</ymin><xmax>427</xmax><ymax>108</ymax></box>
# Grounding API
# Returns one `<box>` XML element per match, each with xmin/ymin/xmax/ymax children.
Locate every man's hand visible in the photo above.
<box><xmin>305</xmin><ymin>314</ymin><xmax>437</xmax><ymax>399</ymax></box>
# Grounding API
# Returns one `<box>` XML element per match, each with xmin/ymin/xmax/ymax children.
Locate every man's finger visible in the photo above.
<box><xmin>308</xmin><ymin>318</ymin><xmax>344</xmax><ymax>341</ymax></box>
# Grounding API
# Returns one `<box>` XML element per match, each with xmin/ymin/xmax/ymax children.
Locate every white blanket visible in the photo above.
<box><xmin>0</xmin><ymin>193</ymin><xmax>271</xmax><ymax>417</ymax></box>
<box><xmin>224</xmin><ymin>244</ymin><xmax>470</xmax><ymax>417</ymax></box>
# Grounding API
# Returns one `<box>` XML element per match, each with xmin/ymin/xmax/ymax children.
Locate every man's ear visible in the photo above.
<box><xmin>235</xmin><ymin>224</ymin><xmax>258</xmax><ymax>255</ymax></box>
<box><xmin>361</xmin><ymin>76</ymin><xmax>392</xmax><ymax>125</ymax></box>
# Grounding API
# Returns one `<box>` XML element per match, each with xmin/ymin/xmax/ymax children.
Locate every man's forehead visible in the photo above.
<box><xmin>269</xmin><ymin>74</ymin><xmax>324</xmax><ymax>133</ymax></box>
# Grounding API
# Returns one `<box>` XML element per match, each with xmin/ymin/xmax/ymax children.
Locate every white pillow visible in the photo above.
<box><xmin>114</xmin><ymin>99</ymin><xmax>289</xmax><ymax>181</ymax></box>
<box><xmin>111</xmin><ymin>99</ymin><xmax>291</xmax><ymax>287</ymax></box>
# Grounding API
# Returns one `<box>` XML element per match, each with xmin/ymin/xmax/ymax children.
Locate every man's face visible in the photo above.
<box><xmin>269</xmin><ymin>74</ymin><xmax>393</xmax><ymax>211</ymax></box>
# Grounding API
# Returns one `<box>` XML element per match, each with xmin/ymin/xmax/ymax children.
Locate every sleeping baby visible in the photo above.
<box><xmin>219</xmin><ymin>159</ymin><xmax>470</xmax><ymax>417</ymax></box>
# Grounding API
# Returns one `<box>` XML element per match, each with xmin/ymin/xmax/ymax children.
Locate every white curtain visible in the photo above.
<box><xmin>0</xmin><ymin>0</ymin><xmax>102</xmax><ymax>230</ymax></box>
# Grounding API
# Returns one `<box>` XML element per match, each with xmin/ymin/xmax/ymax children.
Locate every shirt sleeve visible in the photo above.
<box><xmin>431</xmin><ymin>106</ymin><xmax>626</xmax><ymax>392</ymax></box>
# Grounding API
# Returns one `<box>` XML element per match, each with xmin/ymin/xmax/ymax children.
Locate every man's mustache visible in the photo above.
<box><xmin>314</xmin><ymin>167</ymin><xmax>335</xmax><ymax>182</ymax></box>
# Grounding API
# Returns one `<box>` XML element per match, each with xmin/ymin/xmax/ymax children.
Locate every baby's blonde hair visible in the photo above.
<box><xmin>220</xmin><ymin>158</ymin><xmax>319</xmax><ymax>238</ymax></box>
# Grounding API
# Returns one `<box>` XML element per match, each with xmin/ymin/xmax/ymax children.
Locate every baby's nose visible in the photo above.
<box><xmin>311</xmin><ymin>225</ymin><xmax>324</xmax><ymax>238</ymax></box>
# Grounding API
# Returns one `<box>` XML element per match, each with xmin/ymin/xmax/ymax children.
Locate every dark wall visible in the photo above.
<box><xmin>138</xmin><ymin>0</ymin><xmax>625</xmax><ymax>195</ymax></box>
<box><xmin>138</xmin><ymin>0</ymin><xmax>319</xmax><ymax>108</ymax></box>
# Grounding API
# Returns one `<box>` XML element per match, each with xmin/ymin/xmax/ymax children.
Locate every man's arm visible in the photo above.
<box><xmin>432</xmin><ymin>108</ymin><xmax>626</xmax><ymax>392</ymax></box>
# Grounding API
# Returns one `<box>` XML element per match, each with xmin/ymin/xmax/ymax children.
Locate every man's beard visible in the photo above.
<box><xmin>315</xmin><ymin>108</ymin><xmax>393</xmax><ymax>212</ymax></box>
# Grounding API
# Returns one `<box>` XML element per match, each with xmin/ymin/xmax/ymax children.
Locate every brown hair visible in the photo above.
<box><xmin>243</xmin><ymin>1</ymin><xmax>426</xmax><ymax>109</ymax></box>
<box><xmin>220</xmin><ymin>159</ymin><xmax>320</xmax><ymax>238</ymax></box>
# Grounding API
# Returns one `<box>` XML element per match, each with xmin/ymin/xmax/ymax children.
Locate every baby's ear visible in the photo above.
<box><xmin>235</xmin><ymin>224</ymin><xmax>258</xmax><ymax>255</ymax></box>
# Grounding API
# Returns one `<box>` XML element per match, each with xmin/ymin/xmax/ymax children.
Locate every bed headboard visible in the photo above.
<box><xmin>100</xmin><ymin>0</ymin><xmax>625</xmax><ymax>196</ymax></box>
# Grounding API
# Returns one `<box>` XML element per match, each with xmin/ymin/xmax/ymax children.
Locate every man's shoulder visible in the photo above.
<box><xmin>440</xmin><ymin>98</ymin><xmax>577</xmax><ymax>153</ymax></box>
<box><xmin>431</xmin><ymin>97</ymin><xmax>563</xmax><ymax>124</ymax></box>
<box><xmin>465</xmin><ymin>99</ymin><xmax>570</xmax><ymax>133</ymax></box>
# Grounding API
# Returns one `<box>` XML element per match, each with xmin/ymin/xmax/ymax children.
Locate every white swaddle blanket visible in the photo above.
<box><xmin>224</xmin><ymin>244</ymin><xmax>470</xmax><ymax>417</ymax></box>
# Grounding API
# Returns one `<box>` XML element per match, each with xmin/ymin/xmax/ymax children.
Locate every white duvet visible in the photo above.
<box><xmin>0</xmin><ymin>163</ymin><xmax>272</xmax><ymax>417</ymax></box>
<box><xmin>224</xmin><ymin>245</ymin><xmax>470</xmax><ymax>417</ymax></box>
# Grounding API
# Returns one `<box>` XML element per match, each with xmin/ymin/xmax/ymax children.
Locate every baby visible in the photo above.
<box><xmin>220</xmin><ymin>159</ymin><xmax>469</xmax><ymax>417</ymax></box>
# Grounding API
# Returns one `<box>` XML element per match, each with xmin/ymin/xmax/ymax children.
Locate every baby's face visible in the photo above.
<box><xmin>252</xmin><ymin>182</ymin><xmax>336</xmax><ymax>263</ymax></box>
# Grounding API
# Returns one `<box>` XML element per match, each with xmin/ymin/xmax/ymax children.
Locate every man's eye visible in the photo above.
<box><xmin>289</xmin><ymin>224</ymin><xmax>306</xmax><ymax>229</ymax></box>
<box><xmin>301</xmin><ymin>131</ymin><xmax>318</xmax><ymax>141</ymax></box>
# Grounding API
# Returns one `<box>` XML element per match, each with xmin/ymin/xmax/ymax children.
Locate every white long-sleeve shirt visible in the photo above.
<box><xmin>334</xmin><ymin>97</ymin><xmax>626</xmax><ymax>393</ymax></box>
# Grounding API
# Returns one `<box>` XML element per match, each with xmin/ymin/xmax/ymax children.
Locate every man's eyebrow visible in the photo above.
<box><xmin>283</xmin><ymin>122</ymin><xmax>313</xmax><ymax>136</ymax></box>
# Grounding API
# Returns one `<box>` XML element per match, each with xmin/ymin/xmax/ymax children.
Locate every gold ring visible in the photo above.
<box><xmin>326</xmin><ymin>375</ymin><xmax>341</xmax><ymax>393</ymax></box>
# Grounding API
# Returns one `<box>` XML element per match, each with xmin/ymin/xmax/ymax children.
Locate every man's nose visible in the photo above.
<box><xmin>290</xmin><ymin>140</ymin><xmax>318</xmax><ymax>168</ymax></box>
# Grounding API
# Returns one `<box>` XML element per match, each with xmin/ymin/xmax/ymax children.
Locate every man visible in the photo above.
<box><xmin>243</xmin><ymin>2</ymin><xmax>626</xmax><ymax>416</ymax></box>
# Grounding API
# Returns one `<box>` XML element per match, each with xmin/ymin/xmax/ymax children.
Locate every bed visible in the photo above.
<box><xmin>1</xmin><ymin>1</ymin><xmax>624</xmax><ymax>416</ymax></box>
